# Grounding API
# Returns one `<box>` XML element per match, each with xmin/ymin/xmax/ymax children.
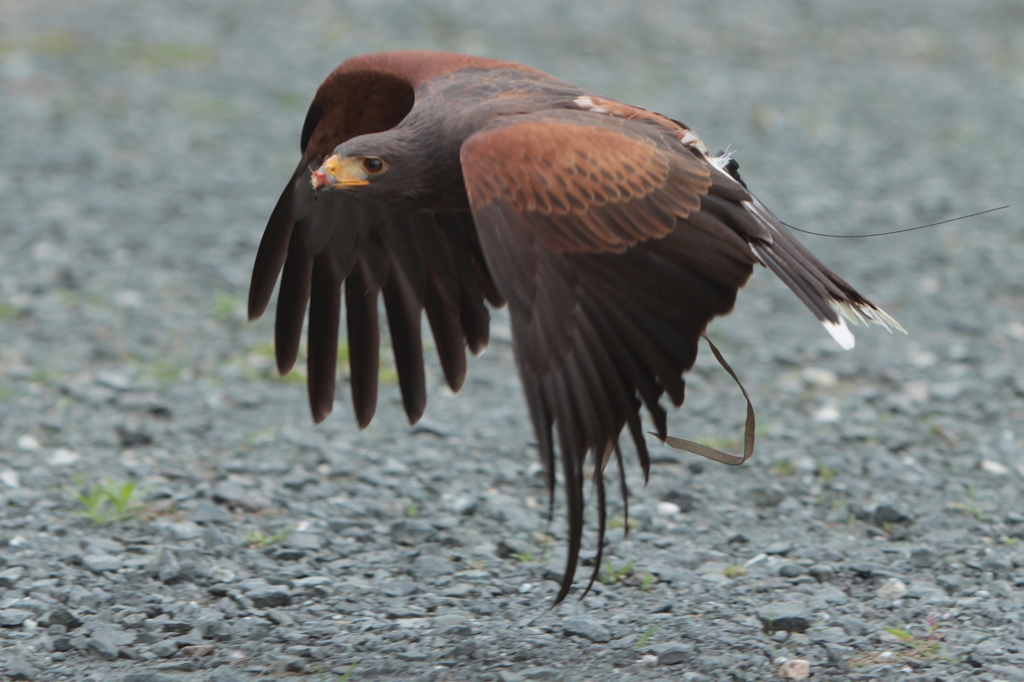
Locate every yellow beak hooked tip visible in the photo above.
<box><xmin>310</xmin><ymin>155</ymin><xmax>369</xmax><ymax>191</ymax></box>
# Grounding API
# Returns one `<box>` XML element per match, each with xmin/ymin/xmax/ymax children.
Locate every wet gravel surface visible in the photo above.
<box><xmin>1</xmin><ymin>1</ymin><xmax>1024</xmax><ymax>680</ymax></box>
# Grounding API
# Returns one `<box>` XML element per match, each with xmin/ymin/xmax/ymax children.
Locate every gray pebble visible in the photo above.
<box><xmin>981</xmin><ymin>553</ymin><xmax>1014</xmax><ymax>573</ymax></box>
<box><xmin>382</xmin><ymin>580</ymin><xmax>419</xmax><ymax>597</ymax></box>
<box><xmin>448</xmin><ymin>639</ymin><xmax>477</xmax><ymax>657</ymax></box>
<box><xmin>212</xmin><ymin>481</ymin><xmax>271</xmax><ymax>512</ymax></box>
<box><xmin>662</xmin><ymin>490</ymin><xmax>699</xmax><ymax>512</ymax></box>
<box><xmin>207</xmin><ymin>667</ymin><xmax>245</xmax><ymax>679</ymax></box>
<box><xmin>47</xmin><ymin>608</ymin><xmax>82</xmax><ymax>631</ymax></box>
<box><xmin>0</xmin><ymin>608</ymin><xmax>33</xmax><ymax>626</ymax></box>
<box><xmin>562</xmin><ymin>617</ymin><xmax>611</xmax><ymax>643</ymax></box>
<box><xmin>873</xmin><ymin>503</ymin><xmax>911</xmax><ymax>527</ymax></box>
<box><xmin>266</xmin><ymin>609</ymin><xmax>295</xmax><ymax>626</ymax></box>
<box><xmin>83</xmin><ymin>554</ymin><xmax>123</xmax><ymax>573</ymax></box>
<box><xmin>778</xmin><ymin>563</ymin><xmax>807</xmax><ymax>578</ymax></box>
<box><xmin>191</xmin><ymin>500</ymin><xmax>232</xmax><ymax>524</ymax></box>
<box><xmin>6</xmin><ymin>656</ymin><xmax>38</xmax><ymax>681</ymax></box>
<box><xmin>272</xmin><ymin>655</ymin><xmax>306</xmax><ymax>672</ymax></box>
<box><xmin>247</xmin><ymin>585</ymin><xmax>291</xmax><ymax>608</ymax></box>
<box><xmin>238</xmin><ymin>577</ymin><xmax>271</xmax><ymax>592</ymax></box>
<box><xmin>764</xmin><ymin>541</ymin><xmax>792</xmax><ymax>555</ymax></box>
<box><xmin>0</xmin><ymin>566</ymin><xmax>26</xmax><ymax>588</ymax></box>
<box><xmin>282</xmin><ymin>467</ymin><xmax>318</xmax><ymax>490</ymax></box>
<box><xmin>937</xmin><ymin>574</ymin><xmax>961</xmax><ymax>594</ymax></box>
<box><xmin>150</xmin><ymin>639</ymin><xmax>179</xmax><ymax>658</ymax></box>
<box><xmin>91</xmin><ymin>624</ymin><xmax>136</xmax><ymax>660</ymax></box>
<box><xmin>215</xmin><ymin>597</ymin><xmax>240</xmax><ymax>618</ymax></box>
<box><xmin>207</xmin><ymin>668</ymin><xmax>245</xmax><ymax>682</ymax></box>
<box><xmin>153</xmin><ymin>551</ymin><xmax>200</xmax><ymax>584</ymax></box>
<box><xmin>122</xmin><ymin>673</ymin><xmax>182</xmax><ymax>682</ymax></box>
<box><xmin>156</xmin><ymin>520</ymin><xmax>205</xmax><ymax>541</ymax></box>
<box><xmin>412</xmin><ymin>554</ymin><xmax>455</xmax><ymax>579</ymax></box>
<box><xmin>755</xmin><ymin>602</ymin><xmax>812</xmax><ymax>633</ymax></box>
<box><xmin>446</xmin><ymin>495</ymin><xmax>478</xmax><ymax>515</ymax></box>
<box><xmin>283</xmin><ymin>532</ymin><xmax>323</xmax><ymax>550</ymax></box>
<box><xmin>391</xmin><ymin>519</ymin><xmax>437</xmax><ymax>545</ymax></box>
<box><xmin>750</xmin><ymin>487</ymin><xmax>785</xmax><ymax>508</ymax></box>
<box><xmin>877</xmin><ymin>577</ymin><xmax>907</xmax><ymax>600</ymax></box>
<box><xmin>87</xmin><ymin>537</ymin><xmax>127</xmax><ymax>554</ymax></box>
<box><xmin>848</xmin><ymin>562</ymin><xmax>894</xmax><ymax>578</ymax></box>
<box><xmin>847</xmin><ymin>502</ymin><xmax>874</xmax><ymax>521</ymax></box>
<box><xmin>652</xmin><ymin>641</ymin><xmax>694</xmax><ymax>665</ymax></box>
<box><xmin>809</xmin><ymin>563</ymin><xmax>835</xmax><ymax>582</ymax></box>
<box><xmin>496</xmin><ymin>537</ymin><xmax>533</xmax><ymax>559</ymax></box>
<box><xmin>910</xmin><ymin>546</ymin><xmax>937</xmax><ymax>568</ymax></box>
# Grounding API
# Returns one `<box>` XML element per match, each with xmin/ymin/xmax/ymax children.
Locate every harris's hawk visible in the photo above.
<box><xmin>249</xmin><ymin>50</ymin><xmax>902</xmax><ymax>603</ymax></box>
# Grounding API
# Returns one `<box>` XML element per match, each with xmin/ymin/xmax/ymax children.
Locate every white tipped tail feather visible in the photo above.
<box><xmin>821</xmin><ymin>299</ymin><xmax>905</xmax><ymax>350</ymax></box>
<box><xmin>831</xmin><ymin>299</ymin><xmax>905</xmax><ymax>335</ymax></box>
<box><xmin>823</xmin><ymin>316</ymin><xmax>856</xmax><ymax>350</ymax></box>
<box><xmin>731</xmin><ymin>194</ymin><xmax>907</xmax><ymax>351</ymax></box>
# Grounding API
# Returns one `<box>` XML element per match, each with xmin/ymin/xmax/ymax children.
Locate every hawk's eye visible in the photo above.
<box><xmin>362</xmin><ymin>157</ymin><xmax>385</xmax><ymax>174</ymax></box>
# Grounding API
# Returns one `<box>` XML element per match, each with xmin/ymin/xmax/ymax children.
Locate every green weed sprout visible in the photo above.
<box><xmin>246</xmin><ymin>527</ymin><xmax>289</xmax><ymax>549</ymax></box>
<box><xmin>72</xmin><ymin>478</ymin><xmax>144</xmax><ymax>524</ymax></box>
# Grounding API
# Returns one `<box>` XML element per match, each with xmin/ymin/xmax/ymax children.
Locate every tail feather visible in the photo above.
<box><xmin>743</xmin><ymin>197</ymin><xmax>905</xmax><ymax>348</ymax></box>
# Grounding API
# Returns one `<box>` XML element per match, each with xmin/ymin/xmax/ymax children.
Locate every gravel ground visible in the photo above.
<box><xmin>1</xmin><ymin>1</ymin><xmax>1023</xmax><ymax>680</ymax></box>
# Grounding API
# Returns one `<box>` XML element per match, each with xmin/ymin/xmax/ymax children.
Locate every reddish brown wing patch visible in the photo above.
<box><xmin>303</xmin><ymin>50</ymin><xmax>544</xmax><ymax>159</ymax></box>
<box><xmin>302</xmin><ymin>71</ymin><xmax>415</xmax><ymax>159</ymax></box>
<box><xmin>463</xmin><ymin>122</ymin><xmax>668</xmax><ymax>215</ymax></box>
<box><xmin>462</xmin><ymin>120</ymin><xmax>711</xmax><ymax>253</ymax></box>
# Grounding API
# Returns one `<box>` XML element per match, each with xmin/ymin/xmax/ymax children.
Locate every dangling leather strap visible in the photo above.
<box><xmin>652</xmin><ymin>334</ymin><xmax>755</xmax><ymax>467</ymax></box>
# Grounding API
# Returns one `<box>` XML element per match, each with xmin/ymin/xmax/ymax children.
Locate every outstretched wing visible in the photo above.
<box><xmin>461</xmin><ymin>111</ymin><xmax>760</xmax><ymax>603</ymax></box>
<box><xmin>461</xmin><ymin>109</ymin><xmax>897</xmax><ymax>603</ymax></box>
<box><xmin>248</xmin><ymin>54</ymin><xmax>504</xmax><ymax>424</ymax></box>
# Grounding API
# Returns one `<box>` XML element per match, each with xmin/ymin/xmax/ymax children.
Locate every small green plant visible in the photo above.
<box><xmin>404</xmin><ymin>504</ymin><xmax>418</xmax><ymax>517</ymax></box>
<box><xmin>599</xmin><ymin>559</ymin><xmax>635</xmax><ymax>584</ymax></box>
<box><xmin>246</xmin><ymin>527</ymin><xmax>289</xmax><ymax>549</ymax></box>
<box><xmin>884</xmin><ymin>620</ymin><xmax>945</xmax><ymax>659</ymax></box>
<box><xmin>950</xmin><ymin>484</ymin><xmax>985</xmax><ymax>520</ymax></box>
<box><xmin>378</xmin><ymin>362</ymin><xmax>398</xmax><ymax>385</ymax></box>
<box><xmin>32</xmin><ymin>365</ymin><xmax>55</xmax><ymax>386</ymax></box>
<box><xmin>722</xmin><ymin>563</ymin><xmax>747</xmax><ymax>578</ymax></box>
<box><xmin>71</xmin><ymin>479</ymin><xmax>144</xmax><ymax>524</ymax></box>
<box><xmin>0</xmin><ymin>302</ymin><xmax>19</xmax><ymax>320</ymax></box>
<box><xmin>639</xmin><ymin>571</ymin><xmax>655</xmax><ymax>590</ymax></box>
<box><xmin>608</xmin><ymin>516</ymin><xmax>640</xmax><ymax>531</ymax></box>
<box><xmin>139</xmin><ymin>357</ymin><xmax>188</xmax><ymax>386</ymax></box>
<box><xmin>817</xmin><ymin>462</ymin><xmax>837</xmax><ymax>482</ymax></box>
<box><xmin>213</xmin><ymin>292</ymin><xmax>241</xmax><ymax>323</ymax></box>
<box><xmin>336</xmin><ymin>662</ymin><xmax>357</xmax><ymax>682</ymax></box>
<box><xmin>509</xmin><ymin>551</ymin><xmax>535</xmax><ymax>563</ymax></box>
<box><xmin>771</xmin><ymin>460</ymin><xmax>796</xmax><ymax>477</ymax></box>
<box><xmin>635</xmin><ymin>624</ymin><xmax>658</xmax><ymax>649</ymax></box>
<box><xmin>852</xmin><ymin>616</ymin><xmax>947</xmax><ymax>668</ymax></box>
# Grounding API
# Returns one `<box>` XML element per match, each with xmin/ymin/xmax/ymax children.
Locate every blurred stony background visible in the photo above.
<box><xmin>1</xmin><ymin>1</ymin><xmax>1023</xmax><ymax>680</ymax></box>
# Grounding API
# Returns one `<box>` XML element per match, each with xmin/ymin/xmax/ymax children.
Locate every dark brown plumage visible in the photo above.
<box><xmin>249</xmin><ymin>50</ymin><xmax>902</xmax><ymax>603</ymax></box>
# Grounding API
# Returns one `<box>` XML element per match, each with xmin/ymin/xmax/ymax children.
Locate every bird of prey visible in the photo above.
<box><xmin>248</xmin><ymin>50</ymin><xmax>901</xmax><ymax>603</ymax></box>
